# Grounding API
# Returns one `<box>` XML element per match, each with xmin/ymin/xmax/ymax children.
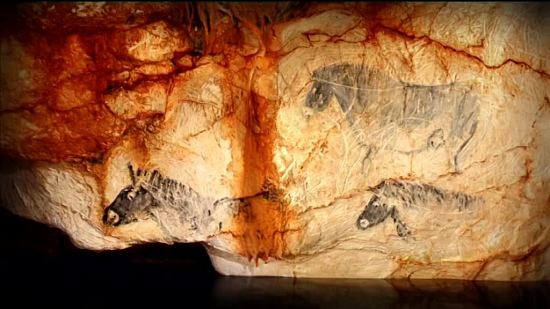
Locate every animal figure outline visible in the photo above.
<box><xmin>356</xmin><ymin>179</ymin><xmax>481</xmax><ymax>240</ymax></box>
<box><xmin>305</xmin><ymin>63</ymin><xmax>479</xmax><ymax>172</ymax></box>
<box><xmin>103</xmin><ymin>164</ymin><xmax>241</xmax><ymax>231</ymax></box>
<box><xmin>103</xmin><ymin>164</ymin><xmax>279</xmax><ymax>232</ymax></box>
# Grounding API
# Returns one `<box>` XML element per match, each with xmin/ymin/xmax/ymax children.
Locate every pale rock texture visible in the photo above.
<box><xmin>0</xmin><ymin>2</ymin><xmax>549</xmax><ymax>280</ymax></box>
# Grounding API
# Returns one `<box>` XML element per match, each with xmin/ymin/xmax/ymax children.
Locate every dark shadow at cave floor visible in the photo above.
<box><xmin>0</xmin><ymin>208</ymin><xmax>548</xmax><ymax>308</ymax></box>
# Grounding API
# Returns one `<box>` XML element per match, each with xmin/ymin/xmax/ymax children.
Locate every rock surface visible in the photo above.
<box><xmin>1</xmin><ymin>2</ymin><xmax>549</xmax><ymax>280</ymax></box>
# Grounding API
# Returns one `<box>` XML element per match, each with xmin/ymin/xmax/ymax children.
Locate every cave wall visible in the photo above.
<box><xmin>1</xmin><ymin>2</ymin><xmax>549</xmax><ymax>280</ymax></box>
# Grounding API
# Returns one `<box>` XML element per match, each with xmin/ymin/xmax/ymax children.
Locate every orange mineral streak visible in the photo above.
<box><xmin>232</xmin><ymin>196</ymin><xmax>293</xmax><ymax>263</ymax></box>
<box><xmin>0</xmin><ymin>3</ymin><xmax>198</xmax><ymax>162</ymax></box>
<box><xmin>189</xmin><ymin>4</ymin><xmax>306</xmax><ymax>263</ymax></box>
<box><xmin>213</xmin><ymin>41</ymin><xmax>296</xmax><ymax>262</ymax></box>
<box><xmin>230</xmin><ymin>87</ymin><xmax>296</xmax><ymax>263</ymax></box>
<box><xmin>20</xmin><ymin>104</ymin><xmax>126</xmax><ymax>162</ymax></box>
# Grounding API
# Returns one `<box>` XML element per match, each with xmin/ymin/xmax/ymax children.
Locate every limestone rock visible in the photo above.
<box><xmin>1</xmin><ymin>2</ymin><xmax>549</xmax><ymax>280</ymax></box>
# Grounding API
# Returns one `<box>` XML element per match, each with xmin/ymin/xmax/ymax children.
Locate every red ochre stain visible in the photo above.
<box><xmin>225</xmin><ymin>62</ymin><xmax>297</xmax><ymax>264</ymax></box>
<box><xmin>231</xmin><ymin>196</ymin><xmax>294</xmax><ymax>264</ymax></box>
<box><xmin>0</xmin><ymin>4</ymin><xmax>199</xmax><ymax>163</ymax></box>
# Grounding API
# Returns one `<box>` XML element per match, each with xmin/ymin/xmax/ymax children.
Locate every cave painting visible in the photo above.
<box><xmin>305</xmin><ymin>63</ymin><xmax>479</xmax><ymax>172</ymax></box>
<box><xmin>103</xmin><ymin>164</ymin><xmax>283</xmax><ymax>235</ymax></box>
<box><xmin>356</xmin><ymin>179</ymin><xmax>482</xmax><ymax>240</ymax></box>
<box><xmin>103</xmin><ymin>164</ymin><xmax>247</xmax><ymax>234</ymax></box>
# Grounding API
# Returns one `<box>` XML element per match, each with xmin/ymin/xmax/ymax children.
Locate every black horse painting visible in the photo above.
<box><xmin>304</xmin><ymin>63</ymin><xmax>479</xmax><ymax>172</ymax></box>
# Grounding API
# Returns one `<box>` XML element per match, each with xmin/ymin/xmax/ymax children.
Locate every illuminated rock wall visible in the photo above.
<box><xmin>1</xmin><ymin>2</ymin><xmax>549</xmax><ymax>280</ymax></box>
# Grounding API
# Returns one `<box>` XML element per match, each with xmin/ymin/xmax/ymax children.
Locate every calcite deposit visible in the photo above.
<box><xmin>1</xmin><ymin>2</ymin><xmax>549</xmax><ymax>280</ymax></box>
